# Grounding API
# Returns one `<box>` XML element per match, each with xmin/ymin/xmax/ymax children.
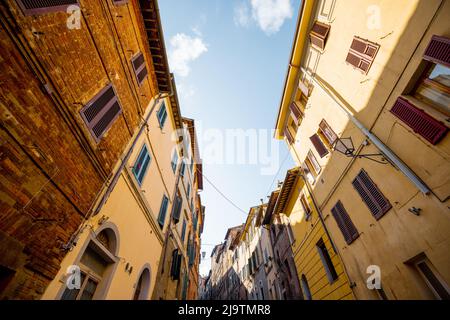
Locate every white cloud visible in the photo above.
<box><xmin>177</xmin><ymin>82</ymin><xmax>196</xmax><ymax>100</ymax></box>
<box><xmin>234</xmin><ymin>0</ymin><xmax>293</xmax><ymax>35</ymax></box>
<box><xmin>234</xmin><ymin>2</ymin><xmax>251</xmax><ymax>27</ymax></box>
<box><xmin>168</xmin><ymin>33</ymin><xmax>208</xmax><ymax>77</ymax></box>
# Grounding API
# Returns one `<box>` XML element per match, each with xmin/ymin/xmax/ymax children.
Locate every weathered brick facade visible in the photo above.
<box><xmin>0</xmin><ymin>0</ymin><xmax>169</xmax><ymax>299</ymax></box>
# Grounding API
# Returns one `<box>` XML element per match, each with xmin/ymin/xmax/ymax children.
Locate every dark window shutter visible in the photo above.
<box><xmin>390</xmin><ymin>97</ymin><xmax>448</xmax><ymax>145</ymax></box>
<box><xmin>80</xmin><ymin>84</ymin><xmax>122</xmax><ymax>143</ymax></box>
<box><xmin>352</xmin><ymin>169</ymin><xmax>392</xmax><ymax>220</ymax></box>
<box><xmin>331</xmin><ymin>201</ymin><xmax>359</xmax><ymax>245</ymax></box>
<box><xmin>113</xmin><ymin>0</ymin><xmax>128</xmax><ymax>5</ymax></box>
<box><xmin>16</xmin><ymin>0</ymin><xmax>78</xmax><ymax>15</ymax></box>
<box><xmin>346</xmin><ymin>36</ymin><xmax>380</xmax><ymax>74</ymax></box>
<box><xmin>284</xmin><ymin>127</ymin><xmax>295</xmax><ymax>144</ymax></box>
<box><xmin>172</xmin><ymin>195</ymin><xmax>182</xmax><ymax>223</ymax></box>
<box><xmin>170</xmin><ymin>249</ymin><xmax>182</xmax><ymax>280</ymax></box>
<box><xmin>309</xmin><ymin>21</ymin><xmax>330</xmax><ymax>50</ymax></box>
<box><xmin>131</xmin><ymin>52</ymin><xmax>148</xmax><ymax>86</ymax></box>
<box><xmin>290</xmin><ymin>101</ymin><xmax>304</xmax><ymax>125</ymax></box>
<box><xmin>319</xmin><ymin>119</ymin><xmax>338</xmax><ymax>145</ymax></box>
<box><xmin>310</xmin><ymin>134</ymin><xmax>329</xmax><ymax>157</ymax></box>
<box><xmin>157</xmin><ymin>195</ymin><xmax>168</xmax><ymax>228</ymax></box>
<box><xmin>423</xmin><ymin>35</ymin><xmax>450</xmax><ymax>68</ymax></box>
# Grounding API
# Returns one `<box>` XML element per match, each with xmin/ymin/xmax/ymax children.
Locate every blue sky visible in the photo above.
<box><xmin>159</xmin><ymin>0</ymin><xmax>300</xmax><ymax>275</ymax></box>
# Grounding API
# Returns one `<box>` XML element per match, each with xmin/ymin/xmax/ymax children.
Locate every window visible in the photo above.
<box><xmin>171</xmin><ymin>194</ymin><xmax>182</xmax><ymax>224</ymax></box>
<box><xmin>286</xmin><ymin>101</ymin><xmax>304</xmax><ymax>141</ymax></box>
<box><xmin>302</xmin><ymin>161</ymin><xmax>316</xmax><ymax>185</ymax></box>
<box><xmin>346</xmin><ymin>36</ymin><xmax>380</xmax><ymax>74</ymax></box>
<box><xmin>132</xmin><ymin>144</ymin><xmax>151</xmax><ymax>186</ymax></box>
<box><xmin>352</xmin><ymin>169</ymin><xmax>392</xmax><ymax>220</ymax></box>
<box><xmin>171</xmin><ymin>151</ymin><xmax>179</xmax><ymax>173</ymax></box>
<box><xmin>181</xmin><ymin>219</ymin><xmax>187</xmax><ymax>242</ymax></box>
<box><xmin>61</xmin><ymin>229</ymin><xmax>117</xmax><ymax>300</ymax></box>
<box><xmin>300</xmin><ymin>194</ymin><xmax>312</xmax><ymax>220</ymax></box>
<box><xmin>310</xmin><ymin>133</ymin><xmax>328</xmax><ymax>157</ymax></box>
<box><xmin>301</xmin><ymin>275</ymin><xmax>312</xmax><ymax>300</ymax></box>
<box><xmin>309</xmin><ymin>21</ymin><xmax>330</xmax><ymax>50</ymax></box>
<box><xmin>157</xmin><ymin>195</ymin><xmax>169</xmax><ymax>228</ymax></box>
<box><xmin>318</xmin><ymin>119</ymin><xmax>338</xmax><ymax>148</ymax></box>
<box><xmin>157</xmin><ymin>102</ymin><xmax>168</xmax><ymax>128</ymax></box>
<box><xmin>307</xmin><ymin>150</ymin><xmax>321</xmax><ymax>175</ymax></box>
<box><xmin>113</xmin><ymin>0</ymin><xmax>128</xmax><ymax>5</ymax></box>
<box><xmin>316</xmin><ymin>239</ymin><xmax>338</xmax><ymax>283</ymax></box>
<box><xmin>80</xmin><ymin>84</ymin><xmax>122</xmax><ymax>143</ymax></box>
<box><xmin>284</xmin><ymin>259</ymin><xmax>292</xmax><ymax>279</ymax></box>
<box><xmin>170</xmin><ymin>249</ymin><xmax>182</xmax><ymax>280</ymax></box>
<box><xmin>415</xmin><ymin>260</ymin><xmax>450</xmax><ymax>300</ymax></box>
<box><xmin>133</xmin><ymin>268</ymin><xmax>150</xmax><ymax>300</ymax></box>
<box><xmin>180</xmin><ymin>161</ymin><xmax>186</xmax><ymax>177</ymax></box>
<box><xmin>131</xmin><ymin>52</ymin><xmax>148</xmax><ymax>86</ymax></box>
<box><xmin>331</xmin><ymin>201</ymin><xmax>359</xmax><ymax>245</ymax></box>
<box><xmin>16</xmin><ymin>0</ymin><xmax>78</xmax><ymax>15</ymax></box>
<box><xmin>187</xmin><ymin>184</ymin><xmax>191</xmax><ymax>198</ymax></box>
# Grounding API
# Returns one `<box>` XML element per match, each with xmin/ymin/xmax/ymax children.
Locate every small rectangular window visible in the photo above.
<box><xmin>171</xmin><ymin>194</ymin><xmax>182</xmax><ymax>224</ymax></box>
<box><xmin>157</xmin><ymin>102</ymin><xmax>168</xmax><ymax>128</ymax></box>
<box><xmin>318</xmin><ymin>119</ymin><xmax>338</xmax><ymax>147</ymax></box>
<box><xmin>316</xmin><ymin>239</ymin><xmax>338</xmax><ymax>283</ymax></box>
<box><xmin>307</xmin><ymin>150</ymin><xmax>321</xmax><ymax>175</ymax></box>
<box><xmin>157</xmin><ymin>195</ymin><xmax>169</xmax><ymax>228</ymax></box>
<box><xmin>131</xmin><ymin>52</ymin><xmax>148</xmax><ymax>86</ymax></box>
<box><xmin>171</xmin><ymin>151</ymin><xmax>178</xmax><ymax>173</ymax></box>
<box><xmin>80</xmin><ymin>84</ymin><xmax>122</xmax><ymax>143</ymax></box>
<box><xmin>310</xmin><ymin>133</ymin><xmax>328</xmax><ymax>158</ymax></box>
<box><xmin>346</xmin><ymin>36</ymin><xmax>380</xmax><ymax>74</ymax></box>
<box><xmin>132</xmin><ymin>144</ymin><xmax>151</xmax><ymax>186</ymax></box>
<box><xmin>180</xmin><ymin>161</ymin><xmax>186</xmax><ymax>177</ymax></box>
<box><xmin>181</xmin><ymin>219</ymin><xmax>187</xmax><ymax>242</ymax></box>
<box><xmin>16</xmin><ymin>0</ymin><xmax>78</xmax><ymax>15</ymax></box>
<box><xmin>352</xmin><ymin>169</ymin><xmax>392</xmax><ymax>220</ymax></box>
<box><xmin>309</xmin><ymin>21</ymin><xmax>331</xmax><ymax>50</ymax></box>
<box><xmin>300</xmin><ymin>194</ymin><xmax>312</xmax><ymax>219</ymax></box>
<box><xmin>331</xmin><ymin>200</ymin><xmax>359</xmax><ymax>244</ymax></box>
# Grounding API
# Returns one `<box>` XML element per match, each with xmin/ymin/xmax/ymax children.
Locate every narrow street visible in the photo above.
<box><xmin>0</xmin><ymin>0</ymin><xmax>449</xmax><ymax>307</ymax></box>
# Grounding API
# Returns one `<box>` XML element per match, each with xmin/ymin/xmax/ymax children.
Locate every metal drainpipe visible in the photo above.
<box><xmin>300</xmin><ymin>67</ymin><xmax>431</xmax><ymax>195</ymax></box>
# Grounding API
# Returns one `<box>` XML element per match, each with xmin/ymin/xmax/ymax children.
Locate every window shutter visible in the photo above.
<box><xmin>284</xmin><ymin>127</ymin><xmax>295</xmax><ymax>144</ymax></box>
<box><xmin>131</xmin><ymin>52</ymin><xmax>148</xmax><ymax>86</ymax></box>
<box><xmin>310</xmin><ymin>134</ymin><xmax>329</xmax><ymax>157</ymax></box>
<box><xmin>331</xmin><ymin>201</ymin><xmax>359</xmax><ymax>245</ymax></box>
<box><xmin>352</xmin><ymin>169</ymin><xmax>392</xmax><ymax>220</ymax></box>
<box><xmin>319</xmin><ymin>119</ymin><xmax>338</xmax><ymax>145</ymax></box>
<box><xmin>309</xmin><ymin>21</ymin><xmax>330</xmax><ymax>50</ymax></box>
<box><xmin>113</xmin><ymin>0</ymin><xmax>128</xmax><ymax>5</ymax></box>
<box><xmin>170</xmin><ymin>249</ymin><xmax>179</xmax><ymax>279</ymax></box>
<box><xmin>423</xmin><ymin>35</ymin><xmax>450</xmax><ymax>67</ymax></box>
<box><xmin>157</xmin><ymin>196</ymin><xmax>168</xmax><ymax>227</ymax></box>
<box><xmin>80</xmin><ymin>84</ymin><xmax>122</xmax><ymax>143</ymax></box>
<box><xmin>172</xmin><ymin>195</ymin><xmax>182</xmax><ymax>223</ymax></box>
<box><xmin>346</xmin><ymin>36</ymin><xmax>380</xmax><ymax>74</ymax></box>
<box><xmin>307</xmin><ymin>150</ymin><xmax>321</xmax><ymax>174</ymax></box>
<box><xmin>16</xmin><ymin>0</ymin><xmax>78</xmax><ymax>15</ymax></box>
<box><xmin>290</xmin><ymin>101</ymin><xmax>304</xmax><ymax>125</ymax></box>
<box><xmin>390</xmin><ymin>97</ymin><xmax>448</xmax><ymax>145</ymax></box>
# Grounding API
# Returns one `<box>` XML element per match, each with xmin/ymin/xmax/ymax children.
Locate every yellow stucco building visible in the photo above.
<box><xmin>276</xmin><ymin>0</ymin><xmax>450</xmax><ymax>299</ymax></box>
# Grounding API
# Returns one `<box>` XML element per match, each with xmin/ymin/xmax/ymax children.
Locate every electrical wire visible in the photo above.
<box><xmin>264</xmin><ymin>148</ymin><xmax>291</xmax><ymax>197</ymax></box>
<box><xmin>202</xmin><ymin>173</ymin><xmax>248</xmax><ymax>216</ymax></box>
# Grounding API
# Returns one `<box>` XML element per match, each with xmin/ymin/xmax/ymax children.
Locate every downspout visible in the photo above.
<box><xmin>300</xmin><ymin>67</ymin><xmax>431</xmax><ymax>195</ymax></box>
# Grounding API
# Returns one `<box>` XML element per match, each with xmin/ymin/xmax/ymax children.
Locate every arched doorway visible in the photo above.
<box><xmin>133</xmin><ymin>266</ymin><xmax>151</xmax><ymax>300</ymax></box>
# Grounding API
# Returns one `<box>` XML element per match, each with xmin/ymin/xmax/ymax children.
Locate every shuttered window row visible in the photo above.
<box><xmin>331</xmin><ymin>201</ymin><xmax>359</xmax><ymax>245</ymax></box>
<box><xmin>390</xmin><ymin>97</ymin><xmax>448</xmax><ymax>145</ymax></box>
<box><xmin>352</xmin><ymin>169</ymin><xmax>392</xmax><ymax>220</ymax></box>
<box><xmin>309</xmin><ymin>21</ymin><xmax>331</xmax><ymax>50</ymax></box>
<box><xmin>80</xmin><ymin>84</ymin><xmax>123</xmax><ymax>143</ymax></box>
<box><xmin>346</xmin><ymin>36</ymin><xmax>380</xmax><ymax>74</ymax></box>
<box><xmin>16</xmin><ymin>0</ymin><xmax>78</xmax><ymax>15</ymax></box>
<box><xmin>131</xmin><ymin>52</ymin><xmax>148</xmax><ymax>86</ymax></box>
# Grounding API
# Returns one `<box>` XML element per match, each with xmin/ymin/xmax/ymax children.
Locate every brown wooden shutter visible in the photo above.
<box><xmin>346</xmin><ymin>36</ymin><xmax>380</xmax><ymax>74</ymax></box>
<box><xmin>284</xmin><ymin>127</ymin><xmax>295</xmax><ymax>144</ymax></box>
<box><xmin>309</xmin><ymin>21</ymin><xmax>331</xmax><ymax>50</ymax></box>
<box><xmin>298</xmin><ymin>80</ymin><xmax>310</xmax><ymax>97</ymax></box>
<box><xmin>390</xmin><ymin>97</ymin><xmax>448</xmax><ymax>145</ymax></box>
<box><xmin>423</xmin><ymin>35</ymin><xmax>450</xmax><ymax>67</ymax></box>
<box><xmin>331</xmin><ymin>201</ymin><xmax>359</xmax><ymax>245</ymax></box>
<box><xmin>80</xmin><ymin>84</ymin><xmax>122</xmax><ymax>143</ymax></box>
<box><xmin>131</xmin><ymin>52</ymin><xmax>148</xmax><ymax>86</ymax></box>
<box><xmin>16</xmin><ymin>0</ymin><xmax>78</xmax><ymax>15</ymax></box>
<box><xmin>289</xmin><ymin>101</ymin><xmax>303</xmax><ymax>125</ymax></box>
<box><xmin>310</xmin><ymin>134</ymin><xmax>328</xmax><ymax>157</ymax></box>
<box><xmin>319</xmin><ymin>119</ymin><xmax>338</xmax><ymax>145</ymax></box>
<box><xmin>352</xmin><ymin>169</ymin><xmax>392</xmax><ymax>220</ymax></box>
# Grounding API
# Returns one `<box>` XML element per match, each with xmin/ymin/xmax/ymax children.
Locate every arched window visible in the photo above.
<box><xmin>133</xmin><ymin>267</ymin><xmax>151</xmax><ymax>300</ymax></box>
<box><xmin>61</xmin><ymin>226</ymin><xmax>119</xmax><ymax>300</ymax></box>
<box><xmin>301</xmin><ymin>274</ymin><xmax>312</xmax><ymax>300</ymax></box>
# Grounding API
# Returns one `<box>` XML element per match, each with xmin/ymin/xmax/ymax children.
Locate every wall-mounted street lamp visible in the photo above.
<box><xmin>332</xmin><ymin>137</ymin><xmax>389</xmax><ymax>165</ymax></box>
